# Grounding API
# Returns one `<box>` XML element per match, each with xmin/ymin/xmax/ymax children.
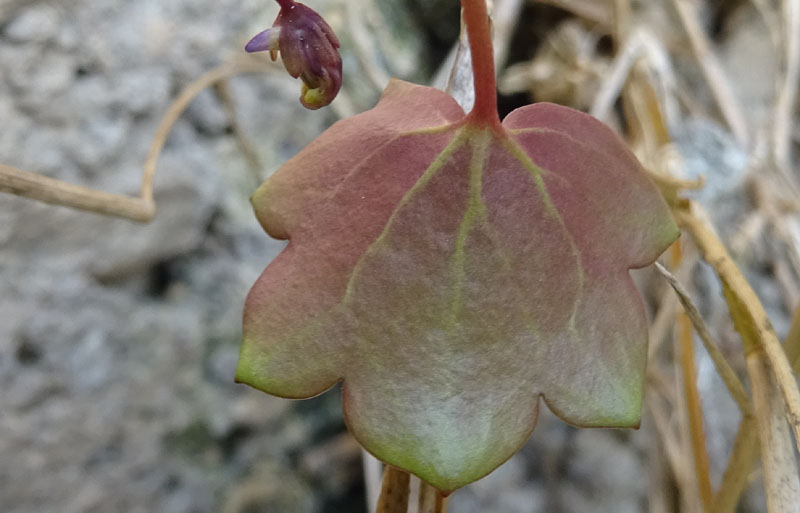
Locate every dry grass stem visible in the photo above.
<box><xmin>0</xmin><ymin>60</ymin><xmax>270</xmax><ymax>222</ymax></box>
<box><xmin>676</xmin><ymin>203</ymin><xmax>800</xmax><ymax>456</ymax></box>
<box><xmin>590</xmin><ymin>29</ymin><xmax>677</xmax><ymax>126</ymax></box>
<box><xmin>648</xmin><ymin>278</ymin><xmax>680</xmax><ymax>358</ymax></box>
<box><xmin>712</xmin><ymin>414</ymin><xmax>759</xmax><ymax>513</ymax></box>
<box><xmin>377</xmin><ymin>467</ymin><xmax>411</xmax><ymax>513</ymax></box>
<box><xmin>214</xmin><ymin>79</ymin><xmax>264</xmax><ymax>183</ymax></box>
<box><xmin>713</xmin><ymin>302</ymin><xmax>800</xmax><ymax>513</ymax></box>
<box><xmin>363</xmin><ymin>450</ymin><xmax>383</xmax><ymax>512</ymax></box>
<box><xmin>677</xmin><ymin>303</ymin><xmax>714</xmax><ymax>512</ymax></box>
<box><xmin>139</xmin><ymin>61</ymin><xmax>271</xmax><ymax>204</ymax></box>
<box><xmin>671</xmin><ymin>0</ymin><xmax>749</xmax><ymax>147</ymax></box>
<box><xmin>786</xmin><ymin>305</ymin><xmax>800</xmax><ymax>368</ymax></box>
<box><xmin>747</xmin><ymin>351</ymin><xmax>800</xmax><ymax>513</ymax></box>
<box><xmin>646</xmin><ymin>392</ymin><xmax>695</xmax><ymax>504</ymax></box>
<box><xmin>654</xmin><ymin>262</ymin><xmax>752</xmax><ymax>415</ymax></box>
<box><xmin>671</xmin><ymin>352</ymin><xmax>705</xmax><ymax>513</ymax></box>
<box><xmin>667</xmin><ymin>242</ymin><xmax>713</xmax><ymax>512</ymax></box>
<box><xmin>346</xmin><ymin>0</ymin><xmax>391</xmax><ymax>93</ymax></box>
<box><xmin>612</xmin><ymin>0</ymin><xmax>630</xmax><ymax>42</ymax></box>
<box><xmin>773</xmin><ymin>0</ymin><xmax>800</xmax><ymax>173</ymax></box>
<box><xmin>418</xmin><ymin>481</ymin><xmax>449</xmax><ymax>513</ymax></box>
<box><xmin>491</xmin><ymin>0</ymin><xmax>524</xmax><ymax>71</ymax></box>
<box><xmin>0</xmin><ymin>163</ymin><xmax>156</xmax><ymax>221</ymax></box>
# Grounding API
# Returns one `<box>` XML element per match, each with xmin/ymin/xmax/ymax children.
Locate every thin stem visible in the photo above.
<box><xmin>376</xmin><ymin>467</ymin><xmax>411</xmax><ymax>513</ymax></box>
<box><xmin>678</xmin><ymin>308</ymin><xmax>714</xmax><ymax>511</ymax></box>
<box><xmin>675</xmin><ymin>203</ymin><xmax>800</xmax><ymax>456</ymax></box>
<box><xmin>460</xmin><ymin>0</ymin><xmax>501</xmax><ymax>129</ymax></box>
<box><xmin>0</xmin><ymin>61</ymin><xmax>269</xmax><ymax>222</ymax></box>
<box><xmin>670</xmin><ymin>242</ymin><xmax>713</xmax><ymax>513</ymax></box>
<box><xmin>712</xmin><ymin>414</ymin><xmax>758</xmax><ymax>513</ymax></box>
<box><xmin>418</xmin><ymin>481</ymin><xmax>449</xmax><ymax>513</ymax></box>
<box><xmin>713</xmin><ymin>302</ymin><xmax>800</xmax><ymax>513</ymax></box>
<box><xmin>747</xmin><ymin>351</ymin><xmax>800</xmax><ymax>513</ymax></box>
<box><xmin>654</xmin><ymin>262</ymin><xmax>752</xmax><ymax>416</ymax></box>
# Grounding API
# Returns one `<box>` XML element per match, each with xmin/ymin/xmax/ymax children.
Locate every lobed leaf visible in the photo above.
<box><xmin>237</xmin><ymin>79</ymin><xmax>678</xmax><ymax>491</ymax></box>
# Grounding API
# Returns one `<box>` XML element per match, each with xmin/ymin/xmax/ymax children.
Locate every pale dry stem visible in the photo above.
<box><xmin>363</xmin><ymin>450</ymin><xmax>383</xmax><ymax>512</ymax></box>
<box><xmin>676</xmin><ymin>202</ymin><xmax>800</xmax><ymax>513</ymax></box>
<box><xmin>0</xmin><ymin>60</ymin><xmax>271</xmax><ymax>222</ymax></box>
<box><xmin>646</xmin><ymin>391</ymin><xmax>697</xmax><ymax>509</ymax></box>
<box><xmin>713</xmin><ymin>303</ymin><xmax>800</xmax><ymax>513</ymax></box>
<box><xmin>773</xmin><ymin>0</ymin><xmax>800</xmax><ymax>174</ymax></box>
<box><xmin>712</xmin><ymin>414</ymin><xmax>759</xmax><ymax>513</ymax></box>
<box><xmin>418</xmin><ymin>481</ymin><xmax>448</xmax><ymax>513</ymax></box>
<box><xmin>668</xmin><ymin>360</ymin><xmax>705</xmax><ymax>513</ymax></box>
<box><xmin>376</xmin><ymin>467</ymin><xmax>411</xmax><ymax>513</ymax></box>
<box><xmin>214</xmin><ymin>79</ymin><xmax>264</xmax><ymax>183</ymax></box>
<box><xmin>747</xmin><ymin>352</ymin><xmax>800</xmax><ymax>513</ymax></box>
<box><xmin>677</xmin><ymin>304</ymin><xmax>713</xmax><ymax>512</ymax></box>
<box><xmin>654</xmin><ymin>262</ymin><xmax>752</xmax><ymax>415</ymax></box>
<box><xmin>668</xmin><ymin>241</ymin><xmax>713</xmax><ymax>512</ymax></box>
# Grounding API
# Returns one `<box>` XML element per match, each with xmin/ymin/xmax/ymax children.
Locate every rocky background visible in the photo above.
<box><xmin>1</xmin><ymin>0</ymin><xmax>795</xmax><ymax>512</ymax></box>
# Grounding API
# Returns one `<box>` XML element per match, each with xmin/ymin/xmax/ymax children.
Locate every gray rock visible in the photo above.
<box><xmin>2</xmin><ymin>4</ymin><xmax>60</xmax><ymax>44</ymax></box>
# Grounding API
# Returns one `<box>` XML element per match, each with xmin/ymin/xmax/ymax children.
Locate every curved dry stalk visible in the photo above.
<box><xmin>676</xmin><ymin>203</ymin><xmax>800</xmax><ymax>453</ymax></box>
<box><xmin>676</xmin><ymin>202</ymin><xmax>800</xmax><ymax>513</ymax></box>
<box><xmin>0</xmin><ymin>60</ymin><xmax>271</xmax><ymax>222</ymax></box>
<box><xmin>654</xmin><ymin>262</ymin><xmax>752</xmax><ymax>415</ymax></box>
<box><xmin>140</xmin><ymin>61</ymin><xmax>272</xmax><ymax>204</ymax></box>
<box><xmin>377</xmin><ymin>466</ymin><xmax>411</xmax><ymax>513</ymax></box>
<box><xmin>747</xmin><ymin>351</ymin><xmax>800</xmax><ymax>513</ymax></box>
<box><xmin>0</xmin><ymin>163</ymin><xmax>156</xmax><ymax>221</ymax></box>
<box><xmin>714</xmin><ymin>302</ymin><xmax>800</xmax><ymax>513</ymax></box>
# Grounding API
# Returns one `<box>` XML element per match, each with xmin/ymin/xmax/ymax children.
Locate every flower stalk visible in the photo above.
<box><xmin>460</xmin><ymin>0</ymin><xmax>501</xmax><ymax>129</ymax></box>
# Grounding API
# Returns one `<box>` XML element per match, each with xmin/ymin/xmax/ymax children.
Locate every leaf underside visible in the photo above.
<box><xmin>237</xmin><ymin>79</ymin><xmax>678</xmax><ymax>492</ymax></box>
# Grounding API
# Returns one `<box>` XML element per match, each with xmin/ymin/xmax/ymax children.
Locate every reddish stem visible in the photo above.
<box><xmin>461</xmin><ymin>0</ymin><xmax>501</xmax><ymax>129</ymax></box>
<box><xmin>276</xmin><ymin>0</ymin><xmax>295</xmax><ymax>10</ymax></box>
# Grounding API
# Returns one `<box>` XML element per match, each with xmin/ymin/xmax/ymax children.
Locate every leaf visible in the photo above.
<box><xmin>237</xmin><ymin>79</ymin><xmax>678</xmax><ymax>492</ymax></box>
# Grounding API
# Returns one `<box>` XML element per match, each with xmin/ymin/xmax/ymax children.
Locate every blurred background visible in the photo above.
<box><xmin>1</xmin><ymin>0</ymin><xmax>798</xmax><ymax>512</ymax></box>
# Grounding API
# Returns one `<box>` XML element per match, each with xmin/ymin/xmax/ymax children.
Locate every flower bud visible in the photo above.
<box><xmin>246</xmin><ymin>0</ymin><xmax>342</xmax><ymax>110</ymax></box>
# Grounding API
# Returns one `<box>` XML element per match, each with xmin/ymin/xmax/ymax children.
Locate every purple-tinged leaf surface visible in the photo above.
<box><xmin>237</xmin><ymin>79</ymin><xmax>678</xmax><ymax>492</ymax></box>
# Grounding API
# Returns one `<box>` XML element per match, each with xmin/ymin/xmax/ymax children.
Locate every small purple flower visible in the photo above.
<box><xmin>246</xmin><ymin>0</ymin><xmax>342</xmax><ymax>110</ymax></box>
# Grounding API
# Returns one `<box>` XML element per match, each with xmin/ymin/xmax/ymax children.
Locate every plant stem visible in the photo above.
<box><xmin>0</xmin><ymin>61</ymin><xmax>270</xmax><ymax>223</ymax></box>
<box><xmin>747</xmin><ymin>351</ymin><xmax>800</xmax><ymax>513</ymax></box>
<box><xmin>670</xmin><ymin>242</ymin><xmax>713</xmax><ymax>512</ymax></box>
<box><xmin>675</xmin><ymin>204</ymin><xmax>800</xmax><ymax>455</ymax></box>
<box><xmin>376</xmin><ymin>466</ymin><xmax>411</xmax><ymax>513</ymax></box>
<box><xmin>276</xmin><ymin>0</ymin><xmax>295</xmax><ymax>10</ymax></box>
<box><xmin>460</xmin><ymin>0</ymin><xmax>502</xmax><ymax>129</ymax></box>
<box><xmin>418</xmin><ymin>481</ymin><xmax>449</xmax><ymax>513</ymax></box>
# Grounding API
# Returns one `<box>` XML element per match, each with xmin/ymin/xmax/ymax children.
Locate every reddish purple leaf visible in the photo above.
<box><xmin>237</xmin><ymin>79</ymin><xmax>678</xmax><ymax>492</ymax></box>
